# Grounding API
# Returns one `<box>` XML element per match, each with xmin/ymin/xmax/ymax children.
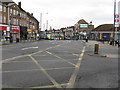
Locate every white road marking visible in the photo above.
<box><xmin>22</xmin><ymin>46</ymin><xmax>38</xmax><ymax>50</ymax></box>
<box><xmin>2</xmin><ymin>45</ymin><xmax>61</xmax><ymax>63</ymax></box>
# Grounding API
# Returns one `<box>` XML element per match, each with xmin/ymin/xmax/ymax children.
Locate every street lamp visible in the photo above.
<box><xmin>40</xmin><ymin>12</ymin><xmax>48</xmax><ymax>31</ymax></box>
<box><xmin>9</xmin><ymin>13</ymin><xmax>13</xmax><ymax>43</ymax></box>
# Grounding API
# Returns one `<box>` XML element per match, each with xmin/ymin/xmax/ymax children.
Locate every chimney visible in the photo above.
<box><xmin>89</xmin><ymin>21</ymin><xmax>92</xmax><ymax>25</ymax></box>
<box><xmin>31</xmin><ymin>13</ymin><xmax>33</xmax><ymax>16</ymax></box>
<box><xmin>18</xmin><ymin>2</ymin><xmax>21</xmax><ymax>8</ymax></box>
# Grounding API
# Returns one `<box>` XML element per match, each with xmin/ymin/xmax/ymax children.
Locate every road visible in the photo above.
<box><xmin>2</xmin><ymin>40</ymin><xmax>118</xmax><ymax>89</ymax></box>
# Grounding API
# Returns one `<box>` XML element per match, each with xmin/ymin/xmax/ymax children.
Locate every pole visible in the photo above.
<box><xmin>46</xmin><ymin>20</ymin><xmax>48</xmax><ymax>30</ymax></box>
<box><xmin>40</xmin><ymin>13</ymin><xmax>42</xmax><ymax>30</ymax></box>
<box><xmin>114</xmin><ymin>0</ymin><xmax>116</xmax><ymax>41</ymax></box>
<box><xmin>9</xmin><ymin>14</ymin><xmax>13</xmax><ymax>43</ymax></box>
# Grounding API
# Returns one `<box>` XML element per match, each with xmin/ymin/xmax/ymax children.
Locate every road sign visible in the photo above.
<box><xmin>115</xmin><ymin>14</ymin><xmax>119</xmax><ymax>27</ymax></box>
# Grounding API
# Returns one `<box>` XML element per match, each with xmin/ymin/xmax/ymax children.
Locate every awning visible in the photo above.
<box><xmin>0</xmin><ymin>26</ymin><xmax>7</xmax><ymax>31</ymax></box>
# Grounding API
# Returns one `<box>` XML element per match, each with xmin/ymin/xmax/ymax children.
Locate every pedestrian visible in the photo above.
<box><xmin>115</xmin><ymin>40</ymin><xmax>118</xmax><ymax>46</ymax></box>
<box><xmin>117</xmin><ymin>39</ymin><xmax>120</xmax><ymax>48</ymax></box>
<box><xmin>85</xmin><ymin>36</ymin><xmax>88</xmax><ymax>42</ymax></box>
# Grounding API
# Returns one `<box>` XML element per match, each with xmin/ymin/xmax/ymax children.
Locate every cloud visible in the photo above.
<box><xmin>13</xmin><ymin>0</ymin><xmax>116</xmax><ymax>29</ymax></box>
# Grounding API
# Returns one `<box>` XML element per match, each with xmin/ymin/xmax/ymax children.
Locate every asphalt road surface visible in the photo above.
<box><xmin>2</xmin><ymin>40</ymin><xmax>118</xmax><ymax>89</ymax></box>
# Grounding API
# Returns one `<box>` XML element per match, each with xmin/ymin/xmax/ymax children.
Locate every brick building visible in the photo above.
<box><xmin>0</xmin><ymin>0</ymin><xmax>39</xmax><ymax>42</ymax></box>
<box><xmin>74</xmin><ymin>19</ymin><xmax>94</xmax><ymax>39</ymax></box>
<box><xmin>74</xmin><ymin>19</ymin><xmax>94</xmax><ymax>35</ymax></box>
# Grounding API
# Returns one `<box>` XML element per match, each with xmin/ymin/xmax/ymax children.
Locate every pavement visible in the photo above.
<box><xmin>1</xmin><ymin>39</ymin><xmax>37</xmax><ymax>46</ymax></box>
<box><xmin>74</xmin><ymin>40</ymin><xmax>118</xmax><ymax>88</ymax></box>
<box><xmin>1</xmin><ymin>40</ymin><xmax>119</xmax><ymax>89</ymax></box>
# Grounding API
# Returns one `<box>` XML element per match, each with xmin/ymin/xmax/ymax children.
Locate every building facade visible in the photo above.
<box><xmin>74</xmin><ymin>19</ymin><xmax>94</xmax><ymax>39</ymax></box>
<box><xmin>91</xmin><ymin>24</ymin><xmax>120</xmax><ymax>41</ymax></box>
<box><xmin>0</xmin><ymin>1</ymin><xmax>39</xmax><ymax>42</ymax></box>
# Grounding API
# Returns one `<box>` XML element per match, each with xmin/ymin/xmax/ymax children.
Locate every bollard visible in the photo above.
<box><xmin>94</xmin><ymin>44</ymin><xmax>99</xmax><ymax>54</ymax></box>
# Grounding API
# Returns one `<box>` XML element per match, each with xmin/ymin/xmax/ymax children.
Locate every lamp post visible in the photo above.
<box><xmin>40</xmin><ymin>12</ymin><xmax>48</xmax><ymax>31</ymax></box>
<box><xmin>9</xmin><ymin>13</ymin><xmax>13</xmax><ymax>43</ymax></box>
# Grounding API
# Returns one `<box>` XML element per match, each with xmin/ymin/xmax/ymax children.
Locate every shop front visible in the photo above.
<box><xmin>0</xmin><ymin>25</ymin><xmax>8</xmax><ymax>41</ymax></box>
<box><xmin>27</xmin><ymin>29</ymin><xmax>37</xmax><ymax>40</ymax></box>
<box><xmin>11</xmin><ymin>26</ymin><xmax>20</xmax><ymax>41</ymax></box>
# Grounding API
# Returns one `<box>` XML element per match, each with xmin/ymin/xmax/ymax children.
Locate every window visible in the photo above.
<box><xmin>16</xmin><ymin>19</ymin><xmax>18</xmax><ymax>25</ymax></box>
<box><xmin>10</xmin><ymin>9</ymin><xmax>12</xmax><ymax>14</ymax></box>
<box><xmin>16</xmin><ymin>11</ymin><xmax>18</xmax><ymax>15</ymax></box>
<box><xmin>15</xmin><ymin>19</ymin><xmax>17</xmax><ymax>25</ymax></box>
<box><xmin>0</xmin><ymin>16</ymin><xmax>2</xmax><ymax>23</ymax></box>
<box><xmin>33</xmin><ymin>25</ymin><xmax>35</xmax><ymax>29</ymax></box>
<box><xmin>27</xmin><ymin>24</ymin><xmax>29</xmax><ymax>27</ymax></box>
<box><xmin>20</xmin><ymin>20</ymin><xmax>21</xmax><ymax>25</ymax></box>
<box><xmin>0</xmin><ymin>5</ymin><xmax>2</xmax><ymax>11</ymax></box>
<box><xmin>4</xmin><ymin>7</ymin><xmax>6</xmax><ymax>12</ymax></box>
<box><xmin>13</xmin><ymin>10</ymin><xmax>16</xmax><ymax>15</ymax></box>
<box><xmin>4</xmin><ymin>16</ymin><xmax>6</xmax><ymax>23</ymax></box>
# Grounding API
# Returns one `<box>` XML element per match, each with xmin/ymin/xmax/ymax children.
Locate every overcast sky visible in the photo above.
<box><xmin>12</xmin><ymin>0</ymin><xmax>119</xmax><ymax>30</ymax></box>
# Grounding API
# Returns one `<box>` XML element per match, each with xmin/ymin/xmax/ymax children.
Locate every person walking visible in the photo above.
<box><xmin>85</xmin><ymin>36</ymin><xmax>88</xmax><ymax>42</ymax></box>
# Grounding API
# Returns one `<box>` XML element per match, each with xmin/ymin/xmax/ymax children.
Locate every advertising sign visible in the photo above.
<box><xmin>80</xmin><ymin>24</ymin><xmax>88</xmax><ymax>28</ymax></box>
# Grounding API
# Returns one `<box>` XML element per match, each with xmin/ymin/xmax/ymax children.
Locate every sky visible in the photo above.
<box><xmin>12</xmin><ymin>0</ymin><xmax>119</xmax><ymax>30</ymax></box>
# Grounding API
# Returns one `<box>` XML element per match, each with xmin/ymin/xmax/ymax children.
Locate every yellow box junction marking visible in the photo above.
<box><xmin>45</xmin><ymin>51</ymin><xmax>76</xmax><ymax>67</ymax></box>
<box><xmin>31</xmin><ymin>83</ymin><xmax>68</xmax><ymax>88</ymax></box>
<box><xmin>29</xmin><ymin>56</ymin><xmax>62</xmax><ymax>88</ymax></box>
<box><xmin>67</xmin><ymin>46</ymin><xmax>85</xmax><ymax>88</ymax></box>
<box><xmin>2</xmin><ymin>67</ymin><xmax>75</xmax><ymax>73</ymax></box>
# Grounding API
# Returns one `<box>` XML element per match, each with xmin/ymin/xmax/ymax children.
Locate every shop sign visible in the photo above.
<box><xmin>0</xmin><ymin>26</ymin><xmax>7</xmax><ymax>31</ymax></box>
<box><xmin>12</xmin><ymin>27</ymin><xmax>20</xmax><ymax>31</ymax></box>
<box><xmin>27</xmin><ymin>30</ymin><xmax>32</xmax><ymax>32</ymax></box>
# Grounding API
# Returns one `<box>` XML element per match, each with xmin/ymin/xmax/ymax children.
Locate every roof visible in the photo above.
<box><xmin>78</xmin><ymin>19</ymin><xmax>88</xmax><ymax>24</ymax></box>
<box><xmin>0</xmin><ymin>0</ymin><xmax>14</xmax><ymax>5</ymax></box>
<box><xmin>0</xmin><ymin>0</ymin><xmax>13</xmax><ymax>2</ymax></box>
<box><xmin>94</xmin><ymin>24</ymin><xmax>114</xmax><ymax>31</ymax></box>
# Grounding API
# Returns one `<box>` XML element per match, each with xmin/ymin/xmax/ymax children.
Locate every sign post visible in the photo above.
<box><xmin>114</xmin><ymin>14</ymin><xmax>119</xmax><ymax>40</ymax></box>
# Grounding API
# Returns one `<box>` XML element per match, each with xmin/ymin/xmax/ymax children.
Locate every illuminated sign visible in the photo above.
<box><xmin>80</xmin><ymin>24</ymin><xmax>88</xmax><ymax>28</ymax></box>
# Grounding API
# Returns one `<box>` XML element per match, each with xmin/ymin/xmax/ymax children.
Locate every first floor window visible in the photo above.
<box><xmin>4</xmin><ymin>16</ymin><xmax>6</xmax><ymax>23</ymax></box>
<box><xmin>0</xmin><ymin>5</ymin><xmax>2</xmax><ymax>11</ymax></box>
<box><xmin>0</xmin><ymin>16</ymin><xmax>2</xmax><ymax>23</ymax></box>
